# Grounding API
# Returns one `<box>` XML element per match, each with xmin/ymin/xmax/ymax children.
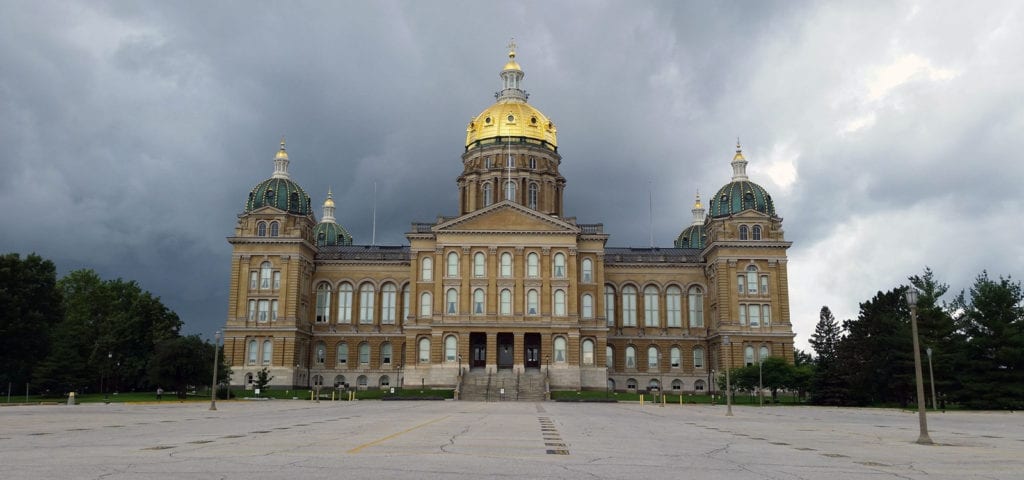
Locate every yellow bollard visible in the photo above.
<box><xmin>661</xmin><ymin>394</ymin><xmax>666</xmax><ymax>407</ymax></box>
<box><xmin>680</xmin><ymin>394</ymin><xmax>683</xmax><ymax>406</ymax></box>
<box><xmin>310</xmin><ymin>390</ymin><xmax>314</xmax><ymax>401</ymax></box>
<box><xmin>332</xmin><ymin>391</ymin><xmax>336</xmax><ymax>401</ymax></box>
<box><xmin>639</xmin><ymin>394</ymin><xmax>644</xmax><ymax>406</ymax></box>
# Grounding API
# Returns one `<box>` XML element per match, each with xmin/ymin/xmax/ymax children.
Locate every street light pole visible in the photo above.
<box><xmin>104</xmin><ymin>352</ymin><xmax>111</xmax><ymax>404</ymax></box>
<box><xmin>926</xmin><ymin>347</ymin><xmax>937</xmax><ymax>411</ymax></box>
<box><xmin>759</xmin><ymin>350</ymin><xmax>764</xmax><ymax>407</ymax></box>
<box><xmin>210</xmin><ymin>330</ymin><xmax>221</xmax><ymax>411</ymax></box>
<box><xmin>723</xmin><ymin>335</ymin><xmax>733</xmax><ymax>416</ymax></box>
<box><xmin>905</xmin><ymin>289</ymin><xmax>932</xmax><ymax>445</ymax></box>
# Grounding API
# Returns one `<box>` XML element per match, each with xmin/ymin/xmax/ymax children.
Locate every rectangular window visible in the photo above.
<box><xmin>249</xmin><ymin>271</ymin><xmax>258</xmax><ymax>290</ymax></box>
<box><xmin>258</xmin><ymin>300</ymin><xmax>269</xmax><ymax>322</ymax></box>
<box><xmin>605</xmin><ymin>290</ymin><xmax>616</xmax><ymax>327</ymax></box>
<box><xmin>338</xmin><ymin>288</ymin><xmax>352</xmax><ymax>324</ymax></box>
<box><xmin>273</xmin><ymin>271</ymin><xmax>281</xmax><ymax>290</ymax></box>
<box><xmin>666</xmin><ymin>291</ymin><xmax>681</xmax><ymax>327</ymax></box>
<box><xmin>737</xmin><ymin>275</ymin><xmax>745</xmax><ymax>295</ymax></box>
<box><xmin>747</xmin><ymin>271</ymin><xmax>758</xmax><ymax>295</ymax></box>
<box><xmin>749</xmin><ymin>304</ymin><xmax>760</xmax><ymax>327</ymax></box>
<box><xmin>623</xmin><ymin>292</ymin><xmax>636</xmax><ymax>327</ymax></box>
<box><xmin>382</xmin><ymin>289</ymin><xmax>396</xmax><ymax>324</ymax></box>
<box><xmin>763</xmin><ymin>304</ymin><xmax>771</xmax><ymax>326</ymax></box>
<box><xmin>248</xmin><ymin>300</ymin><xmax>256</xmax><ymax>321</ymax></box>
<box><xmin>739</xmin><ymin>304</ymin><xmax>747</xmax><ymax>325</ymax></box>
<box><xmin>761</xmin><ymin>275</ymin><xmax>769</xmax><ymax>296</ymax></box>
<box><xmin>693</xmin><ymin>349</ymin><xmax>704</xmax><ymax>369</ymax></box>
<box><xmin>359</xmin><ymin>289</ymin><xmax>374</xmax><ymax>324</ymax></box>
<box><xmin>271</xmin><ymin>300</ymin><xmax>278</xmax><ymax>321</ymax></box>
<box><xmin>644</xmin><ymin>291</ymin><xmax>659</xmax><ymax>327</ymax></box>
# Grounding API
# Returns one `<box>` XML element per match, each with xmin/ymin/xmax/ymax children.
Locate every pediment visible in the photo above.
<box><xmin>434</xmin><ymin>201</ymin><xmax>579</xmax><ymax>233</ymax></box>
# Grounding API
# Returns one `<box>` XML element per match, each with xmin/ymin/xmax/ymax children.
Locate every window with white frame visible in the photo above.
<box><xmin>418</xmin><ymin>337</ymin><xmax>430</xmax><ymax>363</ymax></box>
<box><xmin>528</xmin><ymin>182</ymin><xmax>538</xmax><ymax>209</ymax></box>
<box><xmin>446</xmin><ymin>288</ymin><xmax>458</xmax><ymax>314</ymax></box>
<box><xmin>249</xmin><ymin>271</ymin><xmax>258</xmax><ymax>290</ymax></box>
<box><xmin>505</xmin><ymin>180</ymin><xmax>516</xmax><ymax>201</ymax></box>
<box><xmin>582</xmin><ymin>339</ymin><xmax>594</xmax><ymax>366</ymax></box>
<box><xmin>247</xmin><ymin>340</ymin><xmax>257</xmax><ymax>365</ymax></box>
<box><xmin>500</xmin><ymin>289</ymin><xmax>512</xmax><ymax>315</ymax></box>
<box><xmin>446</xmin><ymin>252</ymin><xmax>459</xmax><ymax>277</ymax></box>
<box><xmin>359</xmin><ymin>343</ymin><xmax>370</xmax><ymax>365</ymax></box>
<box><xmin>473</xmin><ymin>288</ymin><xmax>485</xmax><ymax>315</ymax></box>
<box><xmin>672</xmin><ymin>379</ymin><xmax>683</xmax><ymax>391</ymax></box>
<box><xmin>316</xmin><ymin>283</ymin><xmax>331</xmax><ymax>323</ymax></box>
<box><xmin>763</xmin><ymin>305</ymin><xmax>771</xmax><ymax>326</ymax></box>
<box><xmin>747</xmin><ymin>265</ymin><xmax>758</xmax><ymax>295</ymax></box>
<box><xmin>749</xmin><ymin>304</ymin><xmax>761</xmax><ymax>327</ymax></box>
<box><xmin>644</xmin><ymin>286</ymin><xmax>659</xmax><ymax>327</ymax></box>
<box><xmin>693</xmin><ymin>347</ymin><xmax>704</xmax><ymax>369</ymax></box>
<box><xmin>271</xmin><ymin>300</ymin><xmax>278</xmax><ymax>321</ymax></box>
<box><xmin>527</xmin><ymin>289</ymin><xmax>539</xmax><ymax>315</ymax></box>
<box><xmin>745</xmin><ymin>346</ymin><xmax>755</xmax><ymax>366</ymax></box>
<box><xmin>606</xmin><ymin>346</ymin><xmax>614</xmax><ymax>368</ymax></box>
<box><xmin>381</xmin><ymin>283</ymin><xmax>397</xmax><ymax>324</ymax></box>
<box><xmin>581</xmin><ymin>294</ymin><xmax>593</xmax><ymax>318</ymax></box>
<box><xmin>759</xmin><ymin>345</ymin><xmax>769</xmax><ymax>362</ymax></box>
<box><xmin>337</xmin><ymin>343</ymin><xmax>348</xmax><ymax>366</ymax></box>
<box><xmin>694</xmin><ymin>379</ymin><xmax>706</xmax><ymax>391</ymax></box>
<box><xmin>257</xmin><ymin>221</ymin><xmax>267</xmax><ymax>237</ymax></box>
<box><xmin>581</xmin><ymin>258</ymin><xmax>593</xmax><ymax>283</ymax></box>
<box><xmin>500</xmin><ymin>252</ymin><xmax>512</xmax><ymax>277</ymax></box>
<box><xmin>740</xmin><ymin>304</ymin><xmax>747</xmax><ymax>326</ymax></box>
<box><xmin>671</xmin><ymin>347</ymin><xmax>681</xmax><ymax>367</ymax></box>
<box><xmin>262</xmin><ymin>340</ymin><xmax>273</xmax><ymax>365</ymax></box>
<box><xmin>483</xmin><ymin>183</ymin><xmax>493</xmax><ymax>206</ymax></box>
<box><xmin>605</xmin><ymin>285</ymin><xmax>616</xmax><ymax>326</ymax></box>
<box><xmin>625</xmin><ymin>346</ymin><xmax>636</xmax><ymax>368</ymax></box>
<box><xmin>258</xmin><ymin>300</ymin><xmax>269</xmax><ymax>322</ymax></box>
<box><xmin>420</xmin><ymin>292</ymin><xmax>432</xmax><ymax>316</ymax></box>
<box><xmin>473</xmin><ymin>252</ymin><xmax>485</xmax><ymax>277</ymax></box>
<box><xmin>739</xmin><ymin>225</ymin><xmax>749</xmax><ymax>240</ymax></box>
<box><xmin>359</xmin><ymin>284</ymin><xmax>375</xmax><ymax>324</ymax></box>
<box><xmin>381</xmin><ymin>342</ymin><xmax>392</xmax><ymax>366</ymax></box>
<box><xmin>445</xmin><ymin>335</ymin><xmax>457</xmax><ymax>362</ymax></box>
<box><xmin>421</xmin><ymin>257</ymin><xmax>433</xmax><ymax>281</ymax></box>
<box><xmin>337</xmin><ymin>283</ymin><xmax>353</xmax><ymax>323</ymax></box>
<box><xmin>553</xmin><ymin>253</ymin><xmax>566</xmax><ymax>278</ymax></box>
<box><xmin>269</xmin><ymin>221</ymin><xmax>279</xmax><ymax>237</ymax></box>
<box><xmin>648</xmin><ymin>346</ymin><xmax>659</xmax><ymax>369</ymax></box>
<box><xmin>760</xmin><ymin>275</ymin><xmax>769</xmax><ymax>296</ymax></box>
<box><xmin>315</xmin><ymin>342</ymin><xmax>326</xmax><ymax>364</ymax></box>
<box><xmin>248</xmin><ymin>300</ymin><xmax>256</xmax><ymax>321</ymax></box>
<box><xmin>666</xmin><ymin>286</ymin><xmax>681</xmax><ymax>327</ymax></box>
<box><xmin>688</xmin><ymin>286</ymin><xmax>704</xmax><ymax>327</ymax></box>
<box><xmin>402</xmin><ymin>285</ymin><xmax>410</xmax><ymax>322</ymax></box>
<box><xmin>737</xmin><ymin>274</ymin><xmax>746</xmax><ymax>295</ymax></box>
<box><xmin>527</xmin><ymin>253</ymin><xmax>539</xmax><ymax>278</ymax></box>
<box><xmin>553</xmin><ymin>337</ymin><xmax>567</xmax><ymax>363</ymax></box>
<box><xmin>622</xmin><ymin>286</ymin><xmax>637</xmax><ymax>326</ymax></box>
<box><xmin>752</xmin><ymin>225</ymin><xmax>762</xmax><ymax>240</ymax></box>
<box><xmin>554</xmin><ymin>289</ymin><xmax>566</xmax><ymax>316</ymax></box>
<box><xmin>260</xmin><ymin>262</ymin><xmax>272</xmax><ymax>289</ymax></box>
<box><xmin>273</xmin><ymin>271</ymin><xmax>280</xmax><ymax>290</ymax></box>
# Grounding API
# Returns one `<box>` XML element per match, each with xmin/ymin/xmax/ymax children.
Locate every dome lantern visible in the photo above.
<box><xmin>708</xmin><ymin>141</ymin><xmax>776</xmax><ymax>218</ymax></box>
<box><xmin>272</xmin><ymin>137</ymin><xmax>290</xmax><ymax>179</ymax></box>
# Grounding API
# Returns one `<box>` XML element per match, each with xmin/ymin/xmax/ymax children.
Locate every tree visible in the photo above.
<box><xmin>0</xmin><ymin>253</ymin><xmax>62</xmax><ymax>389</ymax></box>
<box><xmin>838</xmin><ymin>289</ymin><xmax>915</xmax><ymax>406</ymax></box>
<box><xmin>950</xmin><ymin>272</ymin><xmax>1024</xmax><ymax>409</ymax></box>
<box><xmin>254</xmin><ymin>367</ymin><xmax>274</xmax><ymax>391</ymax></box>
<box><xmin>149</xmin><ymin>335</ymin><xmax>229</xmax><ymax>399</ymax></box>
<box><xmin>909</xmin><ymin>267</ymin><xmax>960</xmax><ymax>400</ymax></box>
<box><xmin>808</xmin><ymin>306</ymin><xmax>848</xmax><ymax>405</ymax></box>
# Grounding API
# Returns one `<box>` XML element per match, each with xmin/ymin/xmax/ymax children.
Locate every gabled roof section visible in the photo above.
<box><xmin>433</xmin><ymin>200</ymin><xmax>579</xmax><ymax>234</ymax></box>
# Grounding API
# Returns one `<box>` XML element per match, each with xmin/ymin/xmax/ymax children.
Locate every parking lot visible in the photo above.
<box><xmin>1</xmin><ymin>400</ymin><xmax>1021</xmax><ymax>479</ymax></box>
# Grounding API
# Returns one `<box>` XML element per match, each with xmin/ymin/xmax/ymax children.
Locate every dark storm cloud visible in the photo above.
<box><xmin>2</xmin><ymin>1</ymin><xmax>1020</xmax><ymax>347</ymax></box>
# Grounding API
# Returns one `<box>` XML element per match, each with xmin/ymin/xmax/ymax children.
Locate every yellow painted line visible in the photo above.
<box><xmin>346</xmin><ymin>416</ymin><xmax>450</xmax><ymax>454</ymax></box>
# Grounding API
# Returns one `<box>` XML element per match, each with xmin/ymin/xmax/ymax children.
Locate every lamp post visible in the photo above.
<box><xmin>723</xmin><ymin>335</ymin><xmax>733</xmax><ymax>416</ymax></box>
<box><xmin>210</xmin><ymin>330</ymin><xmax>221</xmax><ymax>411</ymax></box>
<box><xmin>758</xmin><ymin>348</ymin><xmax>764</xmax><ymax>407</ymax></box>
<box><xmin>104</xmin><ymin>352</ymin><xmax>112</xmax><ymax>403</ymax></box>
<box><xmin>926</xmin><ymin>347</ymin><xmax>937</xmax><ymax>411</ymax></box>
<box><xmin>905</xmin><ymin>289</ymin><xmax>932</xmax><ymax>444</ymax></box>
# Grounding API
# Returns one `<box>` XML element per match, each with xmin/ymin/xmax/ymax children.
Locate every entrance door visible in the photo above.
<box><xmin>497</xmin><ymin>333</ymin><xmax>514</xmax><ymax>369</ymax></box>
<box><xmin>524</xmin><ymin>333</ymin><xmax>541</xmax><ymax>369</ymax></box>
<box><xmin>470</xmin><ymin>332</ymin><xmax>486</xmax><ymax>369</ymax></box>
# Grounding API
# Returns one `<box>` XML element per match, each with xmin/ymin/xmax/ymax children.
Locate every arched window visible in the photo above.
<box><xmin>745</xmin><ymin>346</ymin><xmax>755</xmax><ymax>366</ymax></box>
<box><xmin>260</xmin><ymin>262</ymin><xmax>272</xmax><ymax>289</ymax></box>
<box><xmin>666</xmin><ymin>286</ymin><xmax>682</xmax><ymax>327</ymax></box>
<box><xmin>337</xmin><ymin>283</ymin><xmax>353</xmax><ymax>324</ymax></box>
<box><xmin>605</xmin><ymin>285</ymin><xmax>616</xmax><ymax>327</ymax></box>
<box><xmin>381</xmin><ymin>342</ymin><xmax>392</xmax><ymax>366</ymax></box>
<box><xmin>581</xmin><ymin>258</ymin><xmax>593</xmax><ymax>283</ymax></box>
<box><xmin>315</xmin><ymin>342</ymin><xmax>326</xmax><ymax>365</ymax></box>
<box><xmin>312</xmin><ymin>375</ymin><xmax>323</xmax><ymax>387</ymax></box>
<box><xmin>418</xmin><ymin>337</ymin><xmax>431</xmax><ymax>364</ymax></box>
<box><xmin>359</xmin><ymin>343</ymin><xmax>371</xmax><ymax>365</ymax></box>
<box><xmin>581</xmin><ymin>294</ymin><xmax>593</xmax><ymax>319</ymax></box>
<box><xmin>446</xmin><ymin>288</ymin><xmax>458</xmax><ymax>314</ymax></box>
<box><xmin>648</xmin><ymin>379</ymin><xmax>661</xmax><ymax>390</ymax></box>
<box><xmin>337</xmin><ymin>343</ymin><xmax>348</xmax><ymax>366</ymax></box>
<box><xmin>446</xmin><ymin>252</ymin><xmax>459</xmax><ymax>277</ymax></box>
<box><xmin>473</xmin><ymin>252</ymin><xmax>485</xmax><ymax>277</ymax></box>
<box><xmin>505</xmin><ymin>180</ymin><xmax>516</xmax><ymax>201</ymax></box>
<box><xmin>357</xmin><ymin>375</ymin><xmax>368</xmax><ymax>388</ymax></box>
<box><xmin>606</xmin><ymin>346</ymin><xmax>614</xmax><ymax>369</ymax></box>
<box><xmin>359</xmin><ymin>284</ymin><xmax>375</xmax><ymax>324</ymax></box>
<box><xmin>248</xmin><ymin>340</ymin><xmax>258</xmax><ymax>365</ymax></box>
<box><xmin>528</xmin><ymin>182</ymin><xmax>539</xmax><ymax>209</ymax></box>
<box><xmin>500</xmin><ymin>289</ymin><xmax>512</xmax><ymax>315</ymax></box>
<box><xmin>473</xmin><ymin>288</ymin><xmax>485</xmax><ymax>315</ymax></box>
<box><xmin>527</xmin><ymin>289</ymin><xmax>539</xmax><ymax>315</ymax></box>
<box><xmin>553</xmin><ymin>253</ymin><xmax>566</xmax><ymax>278</ymax></box>
<box><xmin>644</xmin><ymin>286</ymin><xmax>659</xmax><ymax>327</ymax></box>
<box><xmin>759</xmin><ymin>345</ymin><xmax>769</xmax><ymax>362</ymax></box>
<box><xmin>554</xmin><ymin>289</ymin><xmax>566</xmax><ymax>316</ymax></box>
<box><xmin>379</xmin><ymin>375</ymin><xmax>390</xmax><ymax>388</ymax></box>
<box><xmin>670</xmin><ymin>347</ymin><xmax>681</xmax><ymax>368</ymax></box>
<box><xmin>419</xmin><ymin>292</ymin><xmax>432</xmax><ymax>316</ymax></box>
<box><xmin>648</xmin><ymin>346</ymin><xmax>659</xmax><ymax>369</ymax></box>
<box><xmin>334</xmin><ymin>374</ymin><xmax>346</xmax><ymax>387</ymax></box>
<box><xmin>381</xmin><ymin>283</ymin><xmax>397</xmax><ymax>324</ymax></box>
<box><xmin>625</xmin><ymin>346</ymin><xmax>637</xmax><ymax>368</ymax></box>
<box><xmin>527</xmin><ymin>253</ymin><xmax>540</xmax><ymax>278</ymax></box>
<box><xmin>581</xmin><ymin>339</ymin><xmax>595</xmax><ymax>366</ymax></box>
<box><xmin>622</xmin><ymin>286</ymin><xmax>637</xmax><ymax>326</ymax></box>
<box><xmin>421</xmin><ymin>257</ymin><xmax>433</xmax><ymax>281</ymax></box>
<box><xmin>739</xmin><ymin>225</ymin><xmax>749</xmax><ymax>240</ymax></box>
<box><xmin>747</xmin><ymin>265</ymin><xmax>759</xmax><ymax>295</ymax></box>
<box><xmin>257</xmin><ymin>221</ymin><xmax>267</xmax><ymax>237</ymax></box>
<box><xmin>482</xmin><ymin>183</ymin><xmax>493</xmax><ymax>206</ymax></box>
<box><xmin>627</xmin><ymin>378</ymin><xmax>638</xmax><ymax>390</ymax></box>
<box><xmin>316</xmin><ymin>283</ymin><xmax>331</xmax><ymax>323</ymax></box>
<box><xmin>688</xmin><ymin>286</ymin><xmax>704</xmax><ymax>327</ymax></box>
<box><xmin>752</xmin><ymin>225</ymin><xmax>762</xmax><ymax>240</ymax></box>
<box><xmin>694</xmin><ymin>379</ymin><xmax>706</xmax><ymax>391</ymax></box>
<box><xmin>553</xmin><ymin>337</ymin><xmax>567</xmax><ymax>363</ymax></box>
<box><xmin>671</xmin><ymin>379</ymin><xmax>683</xmax><ymax>391</ymax></box>
<box><xmin>402</xmin><ymin>284</ymin><xmax>410</xmax><ymax>323</ymax></box>
<box><xmin>445</xmin><ymin>335</ymin><xmax>457</xmax><ymax>362</ymax></box>
<box><xmin>693</xmin><ymin>347</ymin><xmax>705</xmax><ymax>369</ymax></box>
<box><xmin>269</xmin><ymin>221</ymin><xmax>279</xmax><ymax>237</ymax></box>
<box><xmin>500</xmin><ymin>252</ymin><xmax>512</xmax><ymax>277</ymax></box>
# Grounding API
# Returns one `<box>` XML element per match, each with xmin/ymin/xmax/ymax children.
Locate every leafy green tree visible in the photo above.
<box><xmin>0</xmin><ymin>253</ymin><xmax>62</xmax><ymax>389</ymax></box>
<box><xmin>838</xmin><ymin>290</ymin><xmax>915</xmax><ymax>406</ymax></box>
<box><xmin>950</xmin><ymin>272</ymin><xmax>1024</xmax><ymax>409</ymax></box>
<box><xmin>255</xmin><ymin>367</ymin><xmax>274</xmax><ymax>391</ymax></box>
<box><xmin>149</xmin><ymin>335</ymin><xmax>229</xmax><ymax>399</ymax></box>
<box><xmin>808</xmin><ymin>306</ymin><xmax>848</xmax><ymax>405</ymax></box>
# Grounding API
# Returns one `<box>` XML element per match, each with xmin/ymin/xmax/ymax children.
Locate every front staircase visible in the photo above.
<box><xmin>459</xmin><ymin>368</ymin><xmax>547</xmax><ymax>401</ymax></box>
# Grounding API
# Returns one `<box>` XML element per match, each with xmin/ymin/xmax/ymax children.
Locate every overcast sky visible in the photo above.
<box><xmin>3</xmin><ymin>1</ymin><xmax>1022</xmax><ymax>350</ymax></box>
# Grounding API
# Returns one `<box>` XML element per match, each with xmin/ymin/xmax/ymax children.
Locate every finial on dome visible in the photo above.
<box><xmin>503</xmin><ymin>38</ymin><xmax>522</xmax><ymax>72</ymax></box>
<box><xmin>694</xmin><ymin>190</ymin><xmax>702</xmax><ymax>209</ymax></box>
<box><xmin>272</xmin><ymin>136</ymin><xmax>291</xmax><ymax>179</ymax></box>
<box><xmin>321</xmin><ymin>188</ymin><xmax>336</xmax><ymax>223</ymax></box>
<box><xmin>691</xmin><ymin>189</ymin><xmax>706</xmax><ymax>225</ymax></box>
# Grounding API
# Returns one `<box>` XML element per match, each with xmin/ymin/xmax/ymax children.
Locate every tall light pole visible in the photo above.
<box><xmin>210</xmin><ymin>330</ymin><xmax>221</xmax><ymax>411</ymax></box>
<box><xmin>724</xmin><ymin>333</ymin><xmax>733</xmax><ymax>415</ymax></box>
<box><xmin>758</xmin><ymin>347</ymin><xmax>764</xmax><ymax>407</ymax></box>
<box><xmin>905</xmin><ymin>289</ymin><xmax>932</xmax><ymax>444</ymax></box>
<box><xmin>926</xmin><ymin>347</ymin><xmax>937</xmax><ymax>410</ymax></box>
<box><xmin>104</xmin><ymin>352</ymin><xmax>112</xmax><ymax>403</ymax></box>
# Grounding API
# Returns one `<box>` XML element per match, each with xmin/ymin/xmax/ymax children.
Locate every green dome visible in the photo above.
<box><xmin>314</xmin><ymin>221</ymin><xmax>353</xmax><ymax>247</ymax></box>
<box><xmin>674</xmin><ymin>224</ymin><xmax>706</xmax><ymax>249</ymax></box>
<box><xmin>246</xmin><ymin>177</ymin><xmax>312</xmax><ymax>215</ymax></box>
<box><xmin>708</xmin><ymin>180</ymin><xmax>775</xmax><ymax>218</ymax></box>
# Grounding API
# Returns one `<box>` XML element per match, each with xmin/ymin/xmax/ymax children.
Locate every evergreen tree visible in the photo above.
<box><xmin>839</xmin><ymin>289</ymin><xmax>914</xmax><ymax>406</ymax></box>
<box><xmin>908</xmin><ymin>267</ymin><xmax>959</xmax><ymax>404</ymax></box>
<box><xmin>0</xmin><ymin>253</ymin><xmax>62</xmax><ymax>389</ymax></box>
<box><xmin>808</xmin><ymin>306</ymin><xmax>847</xmax><ymax>405</ymax></box>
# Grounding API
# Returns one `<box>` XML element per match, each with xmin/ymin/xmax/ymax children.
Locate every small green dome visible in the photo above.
<box><xmin>246</xmin><ymin>177</ymin><xmax>312</xmax><ymax>215</ymax></box>
<box><xmin>314</xmin><ymin>221</ymin><xmax>353</xmax><ymax>247</ymax></box>
<box><xmin>708</xmin><ymin>180</ymin><xmax>775</xmax><ymax>218</ymax></box>
<box><xmin>674</xmin><ymin>224</ymin><xmax>706</xmax><ymax>249</ymax></box>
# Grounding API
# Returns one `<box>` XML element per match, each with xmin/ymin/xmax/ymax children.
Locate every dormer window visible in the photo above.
<box><xmin>739</xmin><ymin>225</ymin><xmax>749</xmax><ymax>240</ymax></box>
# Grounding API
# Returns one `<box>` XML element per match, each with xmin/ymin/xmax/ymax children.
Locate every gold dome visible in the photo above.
<box><xmin>466</xmin><ymin>102</ymin><xmax>557</xmax><ymax>147</ymax></box>
<box><xmin>275</xmin><ymin>137</ymin><xmax>289</xmax><ymax>160</ymax></box>
<box><xmin>324</xmin><ymin>196</ymin><xmax>335</xmax><ymax>208</ymax></box>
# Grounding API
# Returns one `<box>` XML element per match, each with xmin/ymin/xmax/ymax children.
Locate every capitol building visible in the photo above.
<box><xmin>221</xmin><ymin>46</ymin><xmax>794</xmax><ymax>398</ymax></box>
